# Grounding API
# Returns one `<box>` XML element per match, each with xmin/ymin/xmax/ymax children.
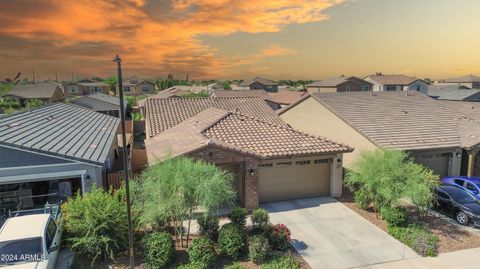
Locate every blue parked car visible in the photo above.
<box><xmin>441</xmin><ymin>176</ymin><xmax>480</xmax><ymax>199</ymax></box>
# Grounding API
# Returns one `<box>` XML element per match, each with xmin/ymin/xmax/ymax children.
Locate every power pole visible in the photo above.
<box><xmin>55</xmin><ymin>71</ymin><xmax>58</xmax><ymax>82</ymax></box>
<box><xmin>113</xmin><ymin>55</ymin><xmax>134</xmax><ymax>268</ymax></box>
<box><xmin>32</xmin><ymin>70</ymin><xmax>35</xmax><ymax>84</ymax></box>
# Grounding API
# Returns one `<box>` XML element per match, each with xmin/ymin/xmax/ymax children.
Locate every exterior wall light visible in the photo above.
<box><xmin>249</xmin><ymin>169</ymin><xmax>255</xmax><ymax>176</ymax></box>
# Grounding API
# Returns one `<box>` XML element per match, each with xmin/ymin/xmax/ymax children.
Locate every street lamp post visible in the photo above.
<box><xmin>113</xmin><ymin>55</ymin><xmax>135</xmax><ymax>268</ymax></box>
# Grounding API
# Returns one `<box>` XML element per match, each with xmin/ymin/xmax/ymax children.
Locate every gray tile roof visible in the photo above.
<box><xmin>437</xmin><ymin>101</ymin><xmax>480</xmax><ymax>148</ymax></box>
<box><xmin>443</xmin><ymin>74</ymin><xmax>480</xmax><ymax>83</ymax></box>
<box><xmin>365</xmin><ymin>75</ymin><xmax>421</xmax><ymax>85</ymax></box>
<box><xmin>311</xmin><ymin>91</ymin><xmax>462</xmax><ymax>150</ymax></box>
<box><xmin>0</xmin><ymin>103</ymin><xmax>119</xmax><ymax>164</ymax></box>
<box><xmin>9</xmin><ymin>82</ymin><xmax>61</xmax><ymax>99</ymax></box>
<box><xmin>427</xmin><ymin>86</ymin><xmax>480</xmax><ymax>101</ymax></box>
<box><xmin>307</xmin><ymin>76</ymin><xmax>372</xmax><ymax>88</ymax></box>
<box><xmin>240</xmin><ymin>77</ymin><xmax>278</xmax><ymax>87</ymax></box>
<box><xmin>145</xmin><ymin>97</ymin><xmax>287</xmax><ymax>137</ymax></box>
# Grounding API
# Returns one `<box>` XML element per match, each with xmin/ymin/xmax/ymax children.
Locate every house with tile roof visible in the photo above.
<box><xmin>441</xmin><ymin>74</ymin><xmax>480</xmax><ymax>89</ymax></box>
<box><xmin>211</xmin><ymin>89</ymin><xmax>309</xmax><ymax>109</ymax></box>
<box><xmin>280</xmin><ymin>91</ymin><xmax>464</xmax><ymax>177</ymax></box>
<box><xmin>65</xmin><ymin>80</ymin><xmax>110</xmax><ymax>96</ymax></box>
<box><xmin>306</xmin><ymin>76</ymin><xmax>373</xmax><ymax>93</ymax></box>
<box><xmin>70</xmin><ymin>93</ymin><xmax>126</xmax><ymax>117</ymax></box>
<box><xmin>119</xmin><ymin>76</ymin><xmax>156</xmax><ymax>96</ymax></box>
<box><xmin>0</xmin><ymin>103</ymin><xmax>120</xmax><ymax>212</ymax></box>
<box><xmin>144</xmin><ymin>96</ymin><xmax>352</xmax><ymax>208</ymax></box>
<box><xmin>7</xmin><ymin>81</ymin><xmax>64</xmax><ymax>104</ymax></box>
<box><xmin>239</xmin><ymin>77</ymin><xmax>279</xmax><ymax>92</ymax></box>
<box><xmin>427</xmin><ymin>85</ymin><xmax>480</xmax><ymax>101</ymax></box>
<box><xmin>364</xmin><ymin>74</ymin><xmax>429</xmax><ymax>94</ymax></box>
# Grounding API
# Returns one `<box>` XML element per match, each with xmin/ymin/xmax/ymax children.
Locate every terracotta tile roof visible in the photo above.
<box><xmin>212</xmin><ymin>89</ymin><xmax>273</xmax><ymax>100</ymax></box>
<box><xmin>204</xmin><ymin>113</ymin><xmax>352</xmax><ymax>158</ymax></box>
<box><xmin>270</xmin><ymin>91</ymin><xmax>309</xmax><ymax>105</ymax></box>
<box><xmin>307</xmin><ymin>76</ymin><xmax>373</xmax><ymax>88</ymax></box>
<box><xmin>365</xmin><ymin>75</ymin><xmax>421</xmax><ymax>85</ymax></box>
<box><xmin>145</xmin><ymin>97</ymin><xmax>287</xmax><ymax>137</ymax></box>
<box><xmin>145</xmin><ymin>107</ymin><xmax>352</xmax><ymax>164</ymax></box>
<box><xmin>311</xmin><ymin>91</ymin><xmax>462</xmax><ymax>150</ymax></box>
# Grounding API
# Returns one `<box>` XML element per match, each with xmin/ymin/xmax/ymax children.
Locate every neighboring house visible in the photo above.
<box><xmin>65</xmin><ymin>79</ymin><xmax>109</xmax><ymax>96</ymax></box>
<box><xmin>211</xmin><ymin>89</ymin><xmax>309</xmax><ymax>109</ymax></box>
<box><xmin>120</xmin><ymin>76</ymin><xmax>156</xmax><ymax>95</ymax></box>
<box><xmin>441</xmin><ymin>74</ymin><xmax>480</xmax><ymax>89</ymax></box>
<box><xmin>364</xmin><ymin>74</ymin><xmax>428</xmax><ymax>94</ymax></box>
<box><xmin>280</xmin><ymin>91</ymin><xmax>464</xmax><ymax>177</ymax></box>
<box><xmin>70</xmin><ymin>93</ymin><xmax>126</xmax><ymax>117</ymax></box>
<box><xmin>136</xmin><ymin>87</ymin><xmax>193</xmax><ymax>116</ymax></box>
<box><xmin>0</xmin><ymin>103</ymin><xmax>119</xmax><ymax>212</ymax></box>
<box><xmin>239</xmin><ymin>77</ymin><xmax>279</xmax><ymax>92</ymax></box>
<box><xmin>144</xmin><ymin>97</ymin><xmax>352</xmax><ymax>209</ymax></box>
<box><xmin>210</xmin><ymin>90</ymin><xmax>282</xmax><ymax>110</ymax></box>
<box><xmin>306</xmin><ymin>76</ymin><xmax>373</xmax><ymax>93</ymax></box>
<box><xmin>427</xmin><ymin>85</ymin><xmax>480</xmax><ymax>101</ymax></box>
<box><xmin>7</xmin><ymin>82</ymin><xmax>64</xmax><ymax>104</ymax></box>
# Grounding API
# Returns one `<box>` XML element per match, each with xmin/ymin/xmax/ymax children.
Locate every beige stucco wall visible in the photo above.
<box><xmin>280</xmin><ymin>97</ymin><xmax>378</xmax><ymax>167</ymax></box>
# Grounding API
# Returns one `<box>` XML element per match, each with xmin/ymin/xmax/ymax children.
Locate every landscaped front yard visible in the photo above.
<box><xmin>339</xmin><ymin>188</ymin><xmax>480</xmax><ymax>253</ymax></box>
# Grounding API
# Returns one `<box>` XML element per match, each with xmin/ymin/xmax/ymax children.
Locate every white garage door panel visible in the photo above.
<box><xmin>258</xmin><ymin>163</ymin><xmax>330</xmax><ymax>203</ymax></box>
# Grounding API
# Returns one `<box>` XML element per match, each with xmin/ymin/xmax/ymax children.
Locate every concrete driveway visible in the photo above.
<box><xmin>262</xmin><ymin>197</ymin><xmax>418</xmax><ymax>269</ymax></box>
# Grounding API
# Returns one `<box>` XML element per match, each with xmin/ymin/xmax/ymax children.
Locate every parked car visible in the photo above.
<box><xmin>435</xmin><ymin>185</ymin><xmax>480</xmax><ymax>226</ymax></box>
<box><xmin>441</xmin><ymin>176</ymin><xmax>480</xmax><ymax>199</ymax></box>
<box><xmin>0</xmin><ymin>214</ymin><xmax>61</xmax><ymax>268</ymax></box>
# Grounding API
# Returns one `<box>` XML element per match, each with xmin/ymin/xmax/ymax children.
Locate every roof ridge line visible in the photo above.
<box><xmin>197</xmin><ymin>108</ymin><xmax>233</xmax><ymax>134</ymax></box>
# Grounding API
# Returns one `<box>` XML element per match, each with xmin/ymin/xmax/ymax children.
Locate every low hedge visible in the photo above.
<box><xmin>387</xmin><ymin>225</ymin><xmax>438</xmax><ymax>257</ymax></box>
<box><xmin>381</xmin><ymin>207</ymin><xmax>408</xmax><ymax>227</ymax></box>
<box><xmin>188</xmin><ymin>237</ymin><xmax>216</xmax><ymax>268</ymax></box>
<box><xmin>142</xmin><ymin>232</ymin><xmax>175</xmax><ymax>269</ymax></box>
<box><xmin>218</xmin><ymin>223</ymin><xmax>247</xmax><ymax>260</ymax></box>
<box><xmin>261</xmin><ymin>254</ymin><xmax>300</xmax><ymax>269</ymax></box>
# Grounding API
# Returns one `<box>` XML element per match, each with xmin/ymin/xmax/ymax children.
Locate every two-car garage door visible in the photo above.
<box><xmin>258</xmin><ymin>159</ymin><xmax>331</xmax><ymax>203</ymax></box>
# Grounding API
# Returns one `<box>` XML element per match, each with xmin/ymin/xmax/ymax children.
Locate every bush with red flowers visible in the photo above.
<box><xmin>268</xmin><ymin>224</ymin><xmax>291</xmax><ymax>251</ymax></box>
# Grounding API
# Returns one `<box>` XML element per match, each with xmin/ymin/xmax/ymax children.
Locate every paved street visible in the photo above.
<box><xmin>262</xmin><ymin>197</ymin><xmax>418</xmax><ymax>269</ymax></box>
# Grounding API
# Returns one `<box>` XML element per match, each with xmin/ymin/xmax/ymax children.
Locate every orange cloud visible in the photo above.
<box><xmin>0</xmin><ymin>0</ymin><xmax>343</xmax><ymax>78</ymax></box>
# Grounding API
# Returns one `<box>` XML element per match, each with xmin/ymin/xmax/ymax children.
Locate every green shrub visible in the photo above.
<box><xmin>229</xmin><ymin>207</ymin><xmax>248</xmax><ymax>227</ymax></box>
<box><xmin>268</xmin><ymin>224</ymin><xmax>291</xmax><ymax>251</ymax></box>
<box><xmin>261</xmin><ymin>254</ymin><xmax>300</xmax><ymax>269</ymax></box>
<box><xmin>225</xmin><ymin>263</ymin><xmax>246</xmax><ymax>269</ymax></box>
<box><xmin>381</xmin><ymin>207</ymin><xmax>408</xmax><ymax>227</ymax></box>
<box><xmin>218</xmin><ymin>223</ymin><xmax>247</xmax><ymax>260</ymax></box>
<box><xmin>354</xmin><ymin>189</ymin><xmax>372</xmax><ymax>210</ymax></box>
<box><xmin>188</xmin><ymin>237</ymin><xmax>216</xmax><ymax>268</ymax></box>
<box><xmin>62</xmin><ymin>187</ymin><xmax>128</xmax><ymax>262</ymax></box>
<box><xmin>142</xmin><ymin>232</ymin><xmax>175</xmax><ymax>269</ymax></box>
<box><xmin>251</xmin><ymin>208</ymin><xmax>269</xmax><ymax>232</ymax></box>
<box><xmin>198</xmin><ymin>215</ymin><xmax>219</xmax><ymax>241</ymax></box>
<box><xmin>388</xmin><ymin>225</ymin><xmax>438</xmax><ymax>256</ymax></box>
<box><xmin>248</xmin><ymin>235</ymin><xmax>270</xmax><ymax>264</ymax></box>
<box><xmin>176</xmin><ymin>264</ymin><xmax>197</xmax><ymax>269</ymax></box>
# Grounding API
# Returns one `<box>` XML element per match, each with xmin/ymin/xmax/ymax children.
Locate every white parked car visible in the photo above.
<box><xmin>0</xmin><ymin>214</ymin><xmax>61</xmax><ymax>268</ymax></box>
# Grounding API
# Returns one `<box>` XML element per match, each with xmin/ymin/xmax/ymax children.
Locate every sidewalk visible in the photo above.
<box><xmin>356</xmin><ymin>247</ymin><xmax>480</xmax><ymax>269</ymax></box>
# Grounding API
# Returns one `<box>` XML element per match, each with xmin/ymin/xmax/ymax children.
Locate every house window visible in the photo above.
<box><xmin>124</xmin><ymin>86</ymin><xmax>131</xmax><ymax>92</ymax></box>
<box><xmin>345</xmin><ymin>85</ymin><xmax>351</xmax><ymax>92</ymax></box>
<box><xmin>68</xmin><ymin>85</ymin><xmax>79</xmax><ymax>93</ymax></box>
<box><xmin>259</xmin><ymin>163</ymin><xmax>273</xmax><ymax>168</ymax></box>
<box><xmin>314</xmin><ymin>159</ymin><xmax>329</xmax><ymax>164</ymax></box>
<box><xmin>89</xmin><ymin>86</ymin><xmax>102</xmax><ymax>94</ymax></box>
<box><xmin>141</xmin><ymin>86</ymin><xmax>150</xmax><ymax>92</ymax></box>
<box><xmin>295</xmin><ymin>160</ymin><xmax>310</xmax><ymax>166</ymax></box>
<box><xmin>361</xmin><ymin>85</ymin><xmax>369</xmax><ymax>91</ymax></box>
<box><xmin>386</xmin><ymin>85</ymin><xmax>396</xmax><ymax>91</ymax></box>
<box><xmin>276</xmin><ymin>161</ymin><xmax>292</xmax><ymax>166</ymax></box>
<box><xmin>416</xmin><ymin>85</ymin><xmax>421</xmax><ymax>91</ymax></box>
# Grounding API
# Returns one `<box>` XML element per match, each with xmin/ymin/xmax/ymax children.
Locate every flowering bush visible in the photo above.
<box><xmin>269</xmin><ymin>224</ymin><xmax>291</xmax><ymax>251</ymax></box>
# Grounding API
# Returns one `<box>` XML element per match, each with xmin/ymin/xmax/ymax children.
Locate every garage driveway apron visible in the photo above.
<box><xmin>261</xmin><ymin>197</ymin><xmax>418</xmax><ymax>269</ymax></box>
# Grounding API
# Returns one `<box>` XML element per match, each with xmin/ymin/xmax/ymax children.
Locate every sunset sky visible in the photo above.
<box><xmin>0</xmin><ymin>0</ymin><xmax>479</xmax><ymax>81</ymax></box>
